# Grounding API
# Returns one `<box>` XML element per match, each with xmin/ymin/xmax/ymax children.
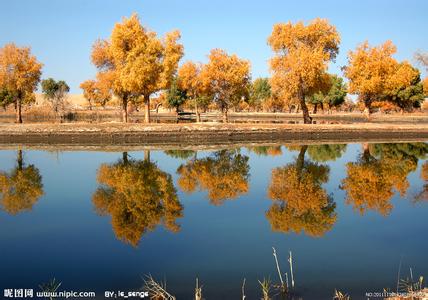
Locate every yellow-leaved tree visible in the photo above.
<box><xmin>344</xmin><ymin>41</ymin><xmax>398</xmax><ymax>115</ymax></box>
<box><xmin>86</xmin><ymin>13</ymin><xmax>183</xmax><ymax>123</ymax></box>
<box><xmin>416</xmin><ymin>162</ymin><xmax>428</xmax><ymax>202</ymax></box>
<box><xmin>200</xmin><ymin>49</ymin><xmax>251</xmax><ymax>123</ymax></box>
<box><xmin>79</xmin><ymin>80</ymin><xmax>97</xmax><ymax>110</ymax></box>
<box><xmin>266</xmin><ymin>145</ymin><xmax>336</xmax><ymax>237</ymax></box>
<box><xmin>0</xmin><ymin>150</ymin><xmax>44</xmax><ymax>215</ymax></box>
<box><xmin>0</xmin><ymin>43</ymin><xmax>43</xmax><ymax>123</ymax></box>
<box><xmin>177</xmin><ymin>150</ymin><xmax>250</xmax><ymax>205</ymax></box>
<box><xmin>80</xmin><ymin>71</ymin><xmax>114</xmax><ymax>110</ymax></box>
<box><xmin>341</xmin><ymin>143</ymin><xmax>427</xmax><ymax>215</ymax></box>
<box><xmin>92</xmin><ymin>152</ymin><xmax>183</xmax><ymax>247</ymax></box>
<box><xmin>178</xmin><ymin>61</ymin><xmax>206</xmax><ymax>122</ymax></box>
<box><xmin>268</xmin><ymin>18</ymin><xmax>340</xmax><ymax>124</ymax></box>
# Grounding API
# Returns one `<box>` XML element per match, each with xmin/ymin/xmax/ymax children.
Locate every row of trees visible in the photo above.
<box><xmin>1</xmin><ymin>15</ymin><xmax>428</xmax><ymax>123</ymax></box>
<box><xmin>2</xmin><ymin>143</ymin><xmax>428</xmax><ymax>245</ymax></box>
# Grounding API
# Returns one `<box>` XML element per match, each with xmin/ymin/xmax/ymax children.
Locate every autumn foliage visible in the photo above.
<box><xmin>93</xmin><ymin>153</ymin><xmax>183</xmax><ymax>247</ymax></box>
<box><xmin>341</xmin><ymin>143</ymin><xmax>427</xmax><ymax>215</ymax></box>
<box><xmin>0</xmin><ymin>150</ymin><xmax>43</xmax><ymax>215</ymax></box>
<box><xmin>345</xmin><ymin>41</ymin><xmax>424</xmax><ymax>114</ymax></box>
<box><xmin>177</xmin><ymin>150</ymin><xmax>250</xmax><ymax>205</ymax></box>
<box><xmin>201</xmin><ymin>49</ymin><xmax>251</xmax><ymax>122</ymax></box>
<box><xmin>83</xmin><ymin>13</ymin><xmax>183</xmax><ymax>123</ymax></box>
<box><xmin>0</xmin><ymin>43</ymin><xmax>43</xmax><ymax>123</ymax></box>
<box><xmin>177</xmin><ymin>61</ymin><xmax>206</xmax><ymax>122</ymax></box>
<box><xmin>266</xmin><ymin>146</ymin><xmax>336</xmax><ymax>237</ymax></box>
<box><xmin>268</xmin><ymin>18</ymin><xmax>340</xmax><ymax>123</ymax></box>
<box><xmin>416</xmin><ymin>162</ymin><xmax>428</xmax><ymax>202</ymax></box>
<box><xmin>80</xmin><ymin>71</ymin><xmax>114</xmax><ymax>109</ymax></box>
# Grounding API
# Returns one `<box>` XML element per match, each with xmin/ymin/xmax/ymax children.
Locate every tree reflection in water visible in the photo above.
<box><xmin>416</xmin><ymin>161</ymin><xmax>428</xmax><ymax>202</ymax></box>
<box><xmin>0</xmin><ymin>150</ymin><xmax>43</xmax><ymax>215</ymax></box>
<box><xmin>266</xmin><ymin>145</ymin><xmax>337</xmax><ymax>237</ymax></box>
<box><xmin>246</xmin><ymin>145</ymin><xmax>283</xmax><ymax>157</ymax></box>
<box><xmin>93</xmin><ymin>152</ymin><xmax>183</xmax><ymax>247</ymax></box>
<box><xmin>307</xmin><ymin>144</ymin><xmax>347</xmax><ymax>162</ymax></box>
<box><xmin>177</xmin><ymin>149</ymin><xmax>250</xmax><ymax>205</ymax></box>
<box><xmin>341</xmin><ymin>143</ymin><xmax>428</xmax><ymax>216</ymax></box>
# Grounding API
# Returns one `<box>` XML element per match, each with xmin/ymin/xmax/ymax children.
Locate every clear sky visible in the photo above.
<box><xmin>1</xmin><ymin>0</ymin><xmax>427</xmax><ymax>93</ymax></box>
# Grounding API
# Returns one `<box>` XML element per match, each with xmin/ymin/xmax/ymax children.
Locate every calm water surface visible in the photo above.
<box><xmin>1</xmin><ymin>142</ymin><xmax>427</xmax><ymax>299</ymax></box>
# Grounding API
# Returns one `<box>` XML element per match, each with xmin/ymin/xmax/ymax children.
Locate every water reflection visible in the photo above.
<box><xmin>0</xmin><ymin>150</ymin><xmax>44</xmax><ymax>215</ymax></box>
<box><xmin>341</xmin><ymin>143</ymin><xmax>428</xmax><ymax>216</ymax></box>
<box><xmin>2</xmin><ymin>143</ymin><xmax>428</xmax><ymax>299</ymax></box>
<box><xmin>177</xmin><ymin>149</ymin><xmax>250</xmax><ymax>205</ymax></box>
<box><xmin>164</xmin><ymin>150</ymin><xmax>196</xmax><ymax>160</ymax></box>
<box><xmin>266</xmin><ymin>145</ymin><xmax>336</xmax><ymax>237</ymax></box>
<box><xmin>92</xmin><ymin>151</ymin><xmax>183</xmax><ymax>247</ymax></box>
<box><xmin>416</xmin><ymin>162</ymin><xmax>428</xmax><ymax>202</ymax></box>
<box><xmin>247</xmin><ymin>145</ymin><xmax>283</xmax><ymax>156</ymax></box>
<box><xmin>307</xmin><ymin>144</ymin><xmax>347</xmax><ymax>162</ymax></box>
<box><xmin>2</xmin><ymin>143</ymin><xmax>427</xmax><ymax>245</ymax></box>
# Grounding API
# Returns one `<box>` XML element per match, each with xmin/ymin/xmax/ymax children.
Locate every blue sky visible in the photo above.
<box><xmin>1</xmin><ymin>0</ymin><xmax>427</xmax><ymax>93</ymax></box>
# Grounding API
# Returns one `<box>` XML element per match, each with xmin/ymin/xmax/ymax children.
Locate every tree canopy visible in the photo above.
<box><xmin>0</xmin><ymin>150</ymin><xmax>44</xmax><ymax>215</ymax></box>
<box><xmin>0</xmin><ymin>43</ymin><xmax>43</xmax><ymax>123</ymax></box>
<box><xmin>247</xmin><ymin>145</ymin><xmax>282</xmax><ymax>157</ymax></box>
<box><xmin>86</xmin><ymin>13</ymin><xmax>183</xmax><ymax>123</ymax></box>
<box><xmin>307</xmin><ymin>144</ymin><xmax>347</xmax><ymax>162</ymax></box>
<box><xmin>345</xmin><ymin>41</ymin><xmax>424</xmax><ymax>114</ymax></box>
<box><xmin>93</xmin><ymin>152</ymin><xmax>183</xmax><ymax>247</ymax></box>
<box><xmin>178</xmin><ymin>61</ymin><xmax>207</xmax><ymax>122</ymax></box>
<box><xmin>266</xmin><ymin>145</ymin><xmax>336</xmax><ymax>237</ymax></box>
<box><xmin>201</xmin><ymin>49</ymin><xmax>251</xmax><ymax>122</ymax></box>
<box><xmin>308</xmin><ymin>74</ymin><xmax>347</xmax><ymax>113</ymax></box>
<box><xmin>415</xmin><ymin>51</ymin><xmax>428</xmax><ymax>72</ymax></box>
<box><xmin>41</xmin><ymin>78</ymin><xmax>70</xmax><ymax>113</ymax></box>
<box><xmin>268</xmin><ymin>18</ymin><xmax>340</xmax><ymax>123</ymax></box>
<box><xmin>166</xmin><ymin>77</ymin><xmax>187</xmax><ymax>113</ymax></box>
<box><xmin>385</xmin><ymin>62</ymin><xmax>424</xmax><ymax>111</ymax></box>
<box><xmin>249</xmin><ymin>78</ymin><xmax>271</xmax><ymax>111</ymax></box>
<box><xmin>416</xmin><ymin>162</ymin><xmax>428</xmax><ymax>202</ymax></box>
<box><xmin>341</xmin><ymin>143</ymin><xmax>428</xmax><ymax>215</ymax></box>
<box><xmin>345</xmin><ymin>41</ymin><xmax>398</xmax><ymax>114</ymax></box>
<box><xmin>177</xmin><ymin>150</ymin><xmax>250</xmax><ymax>205</ymax></box>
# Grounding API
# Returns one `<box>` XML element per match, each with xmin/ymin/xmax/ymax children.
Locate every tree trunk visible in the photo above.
<box><xmin>17</xmin><ymin>149</ymin><xmax>23</xmax><ymax>171</ymax></box>
<box><xmin>144</xmin><ymin>94</ymin><xmax>150</xmax><ymax>124</ymax></box>
<box><xmin>364</xmin><ymin>106</ymin><xmax>371</xmax><ymax>119</ymax></box>
<box><xmin>122</xmin><ymin>152</ymin><xmax>128</xmax><ymax>164</ymax></box>
<box><xmin>361</xmin><ymin>143</ymin><xmax>372</xmax><ymax>162</ymax></box>
<box><xmin>195</xmin><ymin>100</ymin><xmax>201</xmax><ymax>123</ymax></box>
<box><xmin>320</xmin><ymin>102</ymin><xmax>324</xmax><ymax>113</ymax></box>
<box><xmin>144</xmin><ymin>150</ymin><xmax>150</xmax><ymax>162</ymax></box>
<box><xmin>16</xmin><ymin>98</ymin><xmax>22</xmax><ymax>123</ymax></box>
<box><xmin>313</xmin><ymin>103</ymin><xmax>318</xmax><ymax>114</ymax></box>
<box><xmin>296</xmin><ymin>145</ymin><xmax>308</xmax><ymax>181</ymax></box>
<box><xmin>222</xmin><ymin>108</ymin><xmax>228</xmax><ymax>123</ymax></box>
<box><xmin>364</xmin><ymin>97</ymin><xmax>372</xmax><ymax>119</ymax></box>
<box><xmin>122</xmin><ymin>98</ymin><xmax>128</xmax><ymax>123</ymax></box>
<box><xmin>299</xmin><ymin>96</ymin><xmax>312</xmax><ymax>124</ymax></box>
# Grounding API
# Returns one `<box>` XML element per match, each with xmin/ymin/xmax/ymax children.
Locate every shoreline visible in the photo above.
<box><xmin>0</xmin><ymin>122</ymin><xmax>427</xmax><ymax>146</ymax></box>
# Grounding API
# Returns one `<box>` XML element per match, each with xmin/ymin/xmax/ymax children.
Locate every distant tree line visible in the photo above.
<box><xmin>1</xmin><ymin>15</ymin><xmax>428</xmax><ymax>123</ymax></box>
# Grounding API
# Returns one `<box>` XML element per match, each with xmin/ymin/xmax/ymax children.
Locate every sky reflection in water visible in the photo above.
<box><xmin>0</xmin><ymin>142</ymin><xmax>427</xmax><ymax>299</ymax></box>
